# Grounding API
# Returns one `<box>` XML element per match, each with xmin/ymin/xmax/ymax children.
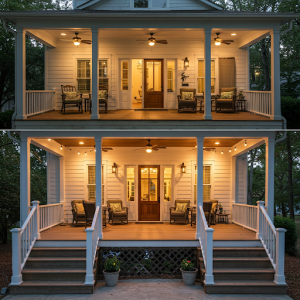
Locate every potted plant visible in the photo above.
<box><xmin>219</xmin><ymin>203</ymin><xmax>223</xmax><ymax>214</ymax></box>
<box><xmin>238</xmin><ymin>90</ymin><xmax>245</xmax><ymax>100</ymax></box>
<box><xmin>180</xmin><ymin>259</ymin><xmax>198</xmax><ymax>286</ymax></box>
<box><xmin>103</xmin><ymin>255</ymin><xmax>121</xmax><ymax>287</ymax></box>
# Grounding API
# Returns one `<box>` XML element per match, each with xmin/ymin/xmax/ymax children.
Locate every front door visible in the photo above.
<box><xmin>138</xmin><ymin>166</ymin><xmax>160</xmax><ymax>221</ymax></box>
<box><xmin>144</xmin><ymin>59</ymin><xmax>164</xmax><ymax>108</ymax></box>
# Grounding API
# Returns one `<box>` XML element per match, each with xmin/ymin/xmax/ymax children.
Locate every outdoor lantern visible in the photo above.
<box><xmin>234</xmin><ymin>147</ymin><xmax>237</xmax><ymax>151</ymax></box>
<box><xmin>244</xmin><ymin>140</ymin><xmax>247</xmax><ymax>146</ymax></box>
<box><xmin>112</xmin><ymin>162</ymin><xmax>118</xmax><ymax>174</ymax></box>
<box><xmin>181</xmin><ymin>163</ymin><xmax>186</xmax><ymax>174</ymax></box>
<box><xmin>60</xmin><ymin>145</ymin><xmax>63</xmax><ymax>150</ymax></box>
<box><xmin>184</xmin><ymin>57</ymin><xmax>189</xmax><ymax>67</ymax></box>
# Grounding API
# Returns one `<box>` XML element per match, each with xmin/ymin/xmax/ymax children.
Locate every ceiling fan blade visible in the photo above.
<box><xmin>156</xmin><ymin>40</ymin><xmax>168</xmax><ymax>44</ymax></box>
<box><xmin>82</xmin><ymin>40</ymin><xmax>92</xmax><ymax>44</ymax></box>
<box><xmin>153</xmin><ymin>148</ymin><xmax>160</xmax><ymax>151</ymax></box>
<box><xmin>133</xmin><ymin>147</ymin><xmax>145</xmax><ymax>151</ymax></box>
<box><xmin>102</xmin><ymin>148</ymin><xmax>113</xmax><ymax>151</ymax></box>
<box><xmin>222</xmin><ymin>42</ymin><xmax>231</xmax><ymax>45</ymax></box>
<box><xmin>136</xmin><ymin>40</ymin><xmax>147</xmax><ymax>41</ymax></box>
<box><xmin>222</xmin><ymin>40</ymin><xmax>234</xmax><ymax>43</ymax></box>
<box><xmin>155</xmin><ymin>146</ymin><xmax>166</xmax><ymax>149</ymax></box>
<box><xmin>59</xmin><ymin>39</ymin><xmax>73</xmax><ymax>42</ymax></box>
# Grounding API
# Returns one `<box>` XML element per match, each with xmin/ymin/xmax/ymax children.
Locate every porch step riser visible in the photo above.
<box><xmin>205</xmin><ymin>285</ymin><xmax>287</xmax><ymax>294</ymax></box>
<box><xmin>22</xmin><ymin>273</ymin><xmax>86</xmax><ymax>281</ymax></box>
<box><xmin>200</xmin><ymin>260</ymin><xmax>272</xmax><ymax>269</ymax></box>
<box><xmin>30</xmin><ymin>250</ymin><xmax>86</xmax><ymax>258</ymax></box>
<box><xmin>25</xmin><ymin>261</ymin><xmax>86</xmax><ymax>269</ymax></box>
<box><xmin>210</xmin><ymin>273</ymin><xmax>274</xmax><ymax>281</ymax></box>
<box><xmin>212</xmin><ymin>250</ymin><xmax>267</xmax><ymax>257</ymax></box>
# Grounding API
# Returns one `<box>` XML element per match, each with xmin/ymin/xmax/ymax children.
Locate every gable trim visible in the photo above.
<box><xmin>77</xmin><ymin>0</ymin><xmax>99</xmax><ymax>9</ymax></box>
<box><xmin>200</xmin><ymin>0</ymin><xmax>222</xmax><ymax>10</ymax></box>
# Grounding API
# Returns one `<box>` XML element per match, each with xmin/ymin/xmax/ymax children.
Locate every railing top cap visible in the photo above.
<box><xmin>276</xmin><ymin>228</ymin><xmax>287</xmax><ymax>232</ymax></box>
<box><xmin>10</xmin><ymin>228</ymin><xmax>22</xmax><ymax>232</ymax></box>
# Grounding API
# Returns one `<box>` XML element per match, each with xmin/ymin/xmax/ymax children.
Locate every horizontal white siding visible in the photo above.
<box><xmin>47</xmin><ymin>153</ymin><xmax>60</xmax><ymax>204</ymax></box>
<box><xmin>169</xmin><ymin>0</ymin><xmax>210</xmax><ymax>10</ymax></box>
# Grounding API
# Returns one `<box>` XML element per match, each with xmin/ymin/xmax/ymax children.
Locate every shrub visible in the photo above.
<box><xmin>181</xmin><ymin>259</ymin><xmax>195</xmax><ymax>271</ymax></box>
<box><xmin>281</xmin><ymin>97</ymin><xmax>300</xmax><ymax>129</ymax></box>
<box><xmin>0</xmin><ymin>110</ymin><xmax>13</xmax><ymax>129</ymax></box>
<box><xmin>104</xmin><ymin>255</ymin><xmax>120</xmax><ymax>272</ymax></box>
<box><xmin>274</xmin><ymin>216</ymin><xmax>298</xmax><ymax>256</ymax></box>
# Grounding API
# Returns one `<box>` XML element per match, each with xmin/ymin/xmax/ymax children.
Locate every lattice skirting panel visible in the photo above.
<box><xmin>98</xmin><ymin>247</ymin><xmax>197</xmax><ymax>279</ymax></box>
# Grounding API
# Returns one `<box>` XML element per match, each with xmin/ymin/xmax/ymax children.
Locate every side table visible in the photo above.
<box><xmin>217</xmin><ymin>213</ymin><xmax>229</xmax><ymax>224</ymax></box>
<box><xmin>237</xmin><ymin>99</ymin><xmax>247</xmax><ymax>112</ymax></box>
<box><xmin>102</xmin><ymin>208</ymin><xmax>107</xmax><ymax>228</ymax></box>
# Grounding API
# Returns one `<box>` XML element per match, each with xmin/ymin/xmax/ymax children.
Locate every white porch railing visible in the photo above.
<box><xmin>85</xmin><ymin>205</ymin><xmax>101</xmax><ymax>285</ymax></box>
<box><xmin>243</xmin><ymin>90</ymin><xmax>272</xmax><ymax>117</ymax></box>
<box><xmin>39</xmin><ymin>203</ymin><xmax>64</xmax><ymax>232</ymax></box>
<box><xmin>232</xmin><ymin>203</ymin><xmax>257</xmax><ymax>232</ymax></box>
<box><xmin>10</xmin><ymin>201</ymin><xmax>40</xmax><ymax>285</ymax></box>
<box><xmin>198</xmin><ymin>205</ymin><xmax>214</xmax><ymax>285</ymax></box>
<box><xmin>25</xmin><ymin>90</ymin><xmax>56</xmax><ymax>116</ymax></box>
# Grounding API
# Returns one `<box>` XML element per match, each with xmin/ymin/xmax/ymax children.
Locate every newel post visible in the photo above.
<box><xmin>32</xmin><ymin>201</ymin><xmax>40</xmax><ymax>240</ymax></box>
<box><xmin>256</xmin><ymin>201</ymin><xmax>264</xmax><ymax>239</ymax></box>
<box><xmin>205</xmin><ymin>227</ymin><xmax>215</xmax><ymax>285</ymax></box>
<box><xmin>85</xmin><ymin>228</ymin><xmax>94</xmax><ymax>285</ymax></box>
<box><xmin>274</xmin><ymin>228</ymin><xmax>287</xmax><ymax>284</ymax></box>
<box><xmin>10</xmin><ymin>228</ymin><xmax>23</xmax><ymax>285</ymax></box>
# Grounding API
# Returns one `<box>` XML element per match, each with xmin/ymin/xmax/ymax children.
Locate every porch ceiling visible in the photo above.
<box><xmin>54</xmin><ymin>138</ymin><xmax>242</xmax><ymax>148</ymax></box>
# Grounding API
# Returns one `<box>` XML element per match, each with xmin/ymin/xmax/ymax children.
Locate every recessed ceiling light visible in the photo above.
<box><xmin>231</xmin><ymin>33</ymin><xmax>236</xmax><ymax>36</ymax></box>
<box><xmin>48</xmin><ymin>139</ymin><xmax>51</xmax><ymax>141</ymax></box>
<box><xmin>61</xmin><ymin>33</ymin><xmax>66</xmax><ymax>36</ymax></box>
<box><xmin>79</xmin><ymin>142</ymin><xmax>84</xmax><ymax>145</ymax></box>
<box><xmin>215</xmin><ymin>142</ymin><xmax>220</xmax><ymax>145</ymax></box>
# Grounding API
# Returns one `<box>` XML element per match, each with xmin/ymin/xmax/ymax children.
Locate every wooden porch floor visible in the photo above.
<box><xmin>26</xmin><ymin>109</ymin><xmax>269</xmax><ymax>121</ymax></box>
<box><xmin>40</xmin><ymin>223</ymin><xmax>257</xmax><ymax>241</ymax></box>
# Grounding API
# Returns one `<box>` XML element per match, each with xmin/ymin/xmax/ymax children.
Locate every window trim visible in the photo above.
<box><xmin>130</xmin><ymin>0</ymin><xmax>169</xmax><ymax>9</ymax></box>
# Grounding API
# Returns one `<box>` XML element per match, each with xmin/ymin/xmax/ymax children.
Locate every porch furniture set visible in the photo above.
<box><xmin>61</xmin><ymin>84</ymin><xmax>108</xmax><ymax>114</ymax></box>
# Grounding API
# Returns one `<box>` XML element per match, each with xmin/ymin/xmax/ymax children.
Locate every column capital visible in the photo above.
<box><xmin>271</xmin><ymin>29</ymin><xmax>281</xmax><ymax>35</ymax></box>
<box><xmin>94</xmin><ymin>137</ymin><xmax>103</xmax><ymax>143</ymax></box>
<box><xmin>16</xmin><ymin>28</ymin><xmax>26</xmax><ymax>34</ymax></box>
<box><xmin>91</xmin><ymin>28</ymin><xmax>99</xmax><ymax>33</ymax></box>
<box><xmin>196</xmin><ymin>136</ymin><xmax>204</xmax><ymax>143</ymax></box>
<box><xmin>203</xmin><ymin>28</ymin><xmax>212</xmax><ymax>34</ymax></box>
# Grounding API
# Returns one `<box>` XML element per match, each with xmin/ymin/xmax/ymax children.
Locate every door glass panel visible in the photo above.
<box><xmin>164</xmin><ymin>167</ymin><xmax>172</xmax><ymax>202</ymax></box>
<box><xmin>167</xmin><ymin>61</ymin><xmax>175</xmax><ymax>92</ymax></box>
<box><xmin>141</xmin><ymin>179</ymin><xmax>149</xmax><ymax>201</ymax></box>
<box><xmin>150</xmin><ymin>179</ymin><xmax>157</xmax><ymax>201</ymax></box>
<box><xmin>146</xmin><ymin>62</ymin><xmax>154</xmax><ymax>91</ymax></box>
<box><xmin>127</xmin><ymin>167</ymin><xmax>135</xmax><ymax>202</ymax></box>
<box><xmin>154</xmin><ymin>62</ymin><xmax>161</xmax><ymax>91</ymax></box>
<box><xmin>121</xmin><ymin>61</ymin><xmax>129</xmax><ymax>90</ymax></box>
<box><xmin>141</xmin><ymin>168</ymin><xmax>148</xmax><ymax>178</ymax></box>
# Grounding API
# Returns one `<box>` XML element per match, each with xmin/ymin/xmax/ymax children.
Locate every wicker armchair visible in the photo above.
<box><xmin>107</xmin><ymin>200</ymin><xmax>128</xmax><ymax>224</ymax></box>
<box><xmin>191</xmin><ymin>202</ymin><xmax>213</xmax><ymax>226</ymax></box>
<box><xmin>170</xmin><ymin>199</ymin><xmax>190</xmax><ymax>224</ymax></box>
<box><xmin>177</xmin><ymin>88</ymin><xmax>197</xmax><ymax>113</ymax></box>
<box><xmin>204</xmin><ymin>199</ymin><xmax>218</xmax><ymax>225</ymax></box>
<box><xmin>71</xmin><ymin>200</ymin><xmax>85</xmax><ymax>226</ymax></box>
<box><xmin>83</xmin><ymin>201</ymin><xmax>96</xmax><ymax>228</ymax></box>
<box><xmin>61</xmin><ymin>85</ymin><xmax>83</xmax><ymax>114</ymax></box>
<box><xmin>215</xmin><ymin>87</ymin><xmax>237</xmax><ymax>113</ymax></box>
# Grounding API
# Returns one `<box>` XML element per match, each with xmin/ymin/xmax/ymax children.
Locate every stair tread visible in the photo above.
<box><xmin>27</xmin><ymin>257</ymin><xmax>86</xmax><ymax>261</ymax></box>
<box><xmin>209</xmin><ymin>281</ymin><xmax>287</xmax><ymax>286</ymax></box>
<box><xmin>201</xmin><ymin>268</ymin><xmax>274</xmax><ymax>273</ymax></box>
<box><xmin>199</xmin><ymin>257</ymin><xmax>270</xmax><ymax>261</ymax></box>
<box><xmin>22</xmin><ymin>269</ymin><xmax>86</xmax><ymax>273</ymax></box>
<box><xmin>32</xmin><ymin>248</ymin><xmax>86</xmax><ymax>251</ymax></box>
<box><xmin>18</xmin><ymin>281</ymin><xmax>92</xmax><ymax>286</ymax></box>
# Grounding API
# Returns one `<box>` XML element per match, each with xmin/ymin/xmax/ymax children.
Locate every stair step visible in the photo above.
<box><xmin>22</xmin><ymin>269</ymin><xmax>86</xmax><ymax>281</ymax></box>
<box><xmin>204</xmin><ymin>281</ymin><xmax>287</xmax><ymax>294</ymax></box>
<box><xmin>10</xmin><ymin>281</ymin><xmax>94</xmax><ymax>295</ymax></box>
<box><xmin>30</xmin><ymin>248</ymin><xmax>86</xmax><ymax>258</ymax></box>
<box><xmin>213</xmin><ymin>248</ymin><xmax>267</xmax><ymax>257</ymax></box>
<box><xmin>25</xmin><ymin>257</ymin><xmax>86</xmax><ymax>269</ymax></box>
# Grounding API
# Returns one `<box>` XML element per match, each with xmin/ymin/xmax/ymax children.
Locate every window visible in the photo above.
<box><xmin>167</xmin><ymin>61</ymin><xmax>175</xmax><ymax>92</ymax></box>
<box><xmin>77</xmin><ymin>59</ymin><xmax>108</xmax><ymax>94</ymax></box>
<box><xmin>197</xmin><ymin>60</ymin><xmax>215</xmax><ymax>94</ymax></box>
<box><xmin>121</xmin><ymin>61</ymin><xmax>129</xmax><ymax>90</ymax></box>
<box><xmin>126</xmin><ymin>167</ymin><xmax>135</xmax><ymax>201</ymax></box>
<box><xmin>194</xmin><ymin>165</ymin><xmax>211</xmax><ymax>205</ymax></box>
<box><xmin>164</xmin><ymin>167</ymin><xmax>172</xmax><ymax>201</ymax></box>
<box><xmin>87</xmin><ymin>165</ymin><xmax>105</xmax><ymax>204</ymax></box>
<box><xmin>134</xmin><ymin>0</ymin><xmax>148</xmax><ymax>7</ymax></box>
<box><xmin>133</xmin><ymin>0</ymin><xmax>166</xmax><ymax>8</ymax></box>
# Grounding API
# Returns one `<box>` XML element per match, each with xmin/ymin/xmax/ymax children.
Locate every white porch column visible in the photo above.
<box><xmin>95</xmin><ymin>137</ymin><xmax>103</xmax><ymax>239</ymax></box>
<box><xmin>271</xmin><ymin>29</ymin><xmax>281</xmax><ymax>120</ymax></box>
<box><xmin>59</xmin><ymin>157</ymin><xmax>65</xmax><ymax>204</ymax></box>
<box><xmin>15</xmin><ymin>28</ymin><xmax>26</xmax><ymax>120</ymax></box>
<box><xmin>91</xmin><ymin>28</ymin><xmax>100</xmax><ymax>120</ymax></box>
<box><xmin>265</xmin><ymin>137</ymin><xmax>275</xmax><ymax>222</ymax></box>
<box><xmin>203</xmin><ymin>28</ymin><xmax>212</xmax><ymax>120</ymax></box>
<box><xmin>196</xmin><ymin>136</ymin><xmax>204</xmax><ymax>239</ymax></box>
<box><xmin>20</xmin><ymin>138</ymin><xmax>31</xmax><ymax>226</ymax></box>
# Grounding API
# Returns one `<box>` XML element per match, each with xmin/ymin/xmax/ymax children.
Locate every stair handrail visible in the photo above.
<box><xmin>198</xmin><ymin>205</ymin><xmax>214</xmax><ymax>285</ymax></box>
<box><xmin>10</xmin><ymin>201</ymin><xmax>40</xmax><ymax>285</ymax></box>
<box><xmin>256</xmin><ymin>201</ymin><xmax>286</xmax><ymax>285</ymax></box>
<box><xmin>85</xmin><ymin>205</ymin><xmax>100</xmax><ymax>285</ymax></box>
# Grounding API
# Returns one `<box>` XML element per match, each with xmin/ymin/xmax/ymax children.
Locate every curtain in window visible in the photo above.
<box><xmin>219</xmin><ymin>57</ymin><xmax>236</xmax><ymax>92</ymax></box>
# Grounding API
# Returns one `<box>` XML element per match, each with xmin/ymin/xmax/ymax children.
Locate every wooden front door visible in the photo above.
<box><xmin>144</xmin><ymin>59</ymin><xmax>164</xmax><ymax>108</ymax></box>
<box><xmin>138</xmin><ymin>165</ymin><xmax>160</xmax><ymax>221</ymax></box>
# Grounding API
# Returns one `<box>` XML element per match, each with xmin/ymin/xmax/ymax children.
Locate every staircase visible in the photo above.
<box><xmin>198</xmin><ymin>246</ymin><xmax>287</xmax><ymax>294</ymax></box>
<box><xmin>10</xmin><ymin>247</ymin><xmax>97</xmax><ymax>295</ymax></box>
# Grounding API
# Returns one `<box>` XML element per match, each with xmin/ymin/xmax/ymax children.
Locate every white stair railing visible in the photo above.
<box><xmin>25</xmin><ymin>90</ymin><xmax>56</xmax><ymax>116</ymax></box>
<box><xmin>10</xmin><ymin>201</ymin><xmax>40</xmax><ymax>285</ymax></box>
<box><xmin>85</xmin><ymin>206</ymin><xmax>101</xmax><ymax>285</ymax></box>
<box><xmin>256</xmin><ymin>201</ymin><xmax>286</xmax><ymax>284</ymax></box>
<box><xmin>232</xmin><ymin>203</ymin><xmax>257</xmax><ymax>231</ymax></box>
<box><xmin>198</xmin><ymin>205</ymin><xmax>214</xmax><ymax>285</ymax></box>
<box><xmin>39</xmin><ymin>203</ymin><xmax>64</xmax><ymax>232</ymax></box>
<box><xmin>243</xmin><ymin>90</ymin><xmax>272</xmax><ymax>117</ymax></box>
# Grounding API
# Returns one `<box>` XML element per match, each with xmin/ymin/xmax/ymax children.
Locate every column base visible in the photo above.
<box><xmin>10</xmin><ymin>275</ymin><xmax>23</xmax><ymax>285</ymax></box>
<box><xmin>274</xmin><ymin>275</ymin><xmax>286</xmax><ymax>285</ymax></box>
<box><xmin>195</xmin><ymin>233</ymin><xmax>200</xmax><ymax>239</ymax></box>
<box><xmin>91</xmin><ymin>114</ymin><xmax>100</xmax><ymax>120</ymax></box>
<box><xmin>203</xmin><ymin>115</ymin><xmax>212</xmax><ymax>120</ymax></box>
<box><xmin>204</xmin><ymin>275</ymin><xmax>214</xmax><ymax>285</ymax></box>
<box><xmin>84</xmin><ymin>275</ymin><xmax>95</xmax><ymax>285</ymax></box>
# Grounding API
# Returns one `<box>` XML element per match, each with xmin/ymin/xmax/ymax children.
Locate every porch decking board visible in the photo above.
<box><xmin>39</xmin><ymin>223</ymin><xmax>256</xmax><ymax>241</ymax></box>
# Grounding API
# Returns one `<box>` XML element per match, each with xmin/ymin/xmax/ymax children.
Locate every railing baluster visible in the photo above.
<box><xmin>25</xmin><ymin>91</ymin><xmax>56</xmax><ymax>117</ymax></box>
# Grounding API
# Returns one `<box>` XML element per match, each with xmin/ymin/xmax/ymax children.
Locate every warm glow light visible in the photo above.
<box><xmin>48</xmin><ymin>139</ymin><xmax>51</xmax><ymax>141</ymax></box>
<box><xmin>231</xmin><ymin>33</ymin><xmax>236</xmax><ymax>36</ymax></box>
<box><xmin>149</xmin><ymin>41</ymin><xmax>155</xmax><ymax>46</ymax></box>
<box><xmin>215</xmin><ymin>142</ymin><xmax>220</xmax><ymax>145</ymax></box>
<box><xmin>74</xmin><ymin>40</ymin><xmax>80</xmax><ymax>46</ymax></box>
<box><xmin>229</xmin><ymin>149</ymin><xmax>231</xmax><ymax>153</ymax></box>
<box><xmin>234</xmin><ymin>147</ymin><xmax>237</xmax><ymax>151</ymax></box>
<box><xmin>85</xmin><ymin>152</ymin><xmax>87</xmax><ymax>155</ymax></box>
<box><xmin>221</xmin><ymin>151</ymin><xmax>224</xmax><ymax>155</ymax></box>
<box><xmin>112</xmin><ymin>162</ymin><xmax>118</xmax><ymax>174</ymax></box>
<box><xmin>215</xmin><ymin>41</ymin><xmax>221</xmax><ymax>46</ymax></box>
<box><xmin>181</xmin><ymin>163</ymin><xmax>186</xmax><ymax>174</ymax></box>
<box><xmin>184</xmin><ymin>57</ymin><xmax>189</xmax><ymax>67</ymax></box>
<box><xmin>60</xmin><ymin>145</ymin><xmax>63</xmax><ymax>150</ymax></box>
<box><xmin>244</xmin><ymin>140</ymin><xmax>247</xmax><ymax>146</ymax></box>
<box><xmin>146</xmin><ymin>148</ymin><xmax>152</xmax><ymax>153</ymax></box>
<box><xmin>195</xmin><ymin>145</ymin><xmax>197</xmax><ymax>148</ymax></box>
<box><xmin>78</xmin><ymin>151</ymin><xmax>80</xmax><ymax>155</ymax></box>
<box><xmin>79</xmin><ymin>142</ymin><xmax>84</xmax><ymax>145</ymax></box>
<box><xmin>61</xmin><ymin>33</ymin><xmax>66</xmax><ymax>36</ymax></box>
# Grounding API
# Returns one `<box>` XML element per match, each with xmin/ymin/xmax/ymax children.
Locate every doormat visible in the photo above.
<box><xmin>135</xmin><ymin>222</ymin><xmax>164</xmax><ymax>224</ymax></box>
<box><xmin>134</xmin><ymin>109</ymin><xmax>168</xmax><ymax>111</ymax></box>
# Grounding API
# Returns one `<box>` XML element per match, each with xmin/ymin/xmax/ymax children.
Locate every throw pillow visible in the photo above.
<box><xmin>211</xmin><ymin>202</ymin><xmax>217</xmax><ymax>213</ymax></box>
<box><xmin>182</xmin><ymin>92</ymin><xmax>194</xmax><ymax>100</ymax></box>
<box><xmin>110</xmin><ymin>203</ymin><xmax>122</xmax><ymax>212</ymax></box>
<box><xmin>99</xmin><ymin>90</ymin><xmax>107</xmax><ymax>99</ymax></box>
<box><xmin>75</xmin><ymin>203</ymin><xmax>85</xmax><ymax>214</ymax></box>
<box><xmin>220</xmin><ymin>91</ymin><xmax>234</xmax><ymax>99</ymax></box>
<box><xmin>176</xmin><ymin>203</ymin><xmax>188</xmax><ymax>212</ymax></box>
<box><xmin>64</xmin><ymin>91</ymin><xmax>78</xmax><ymax>100</ymax></box>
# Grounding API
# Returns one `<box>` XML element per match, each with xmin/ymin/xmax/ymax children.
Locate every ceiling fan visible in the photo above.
<box><xmin>133</xmin><ymin>139</ymin><xmax>166</xmax><ymax>153</ymax></box>
<box><xmin>60</xmin><ymin>32</ymin><xmax>92</xmax><ymax>45</ymax></box>
<box><xmin>214</xmin><ymin>32</ymin><xmax>234</xmax><ymax>45</ymax></box>
<box><xmin>137</xmin><ymin>33</ymin><xmax>168</xmax><ymax>46</ymax></box>
<box><xmin>102</xmin><ymin>147</ymin><xmax>113</xmax><ymax>152</ymax></box>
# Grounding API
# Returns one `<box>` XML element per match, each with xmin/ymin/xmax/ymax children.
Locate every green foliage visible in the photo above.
<box><xmin>104</xmin><ymin>255</ymin><xmax>120</xmax><ymax>272</ymax></box>
<box><xmin>181</xmin><ymin>259</ymin><xmax>195</xmax><ymax>271</ymax></box>
<box><xmin>281</xmin><ymin>97</ymin><xmax>300</xmax><ymax>129</ymax></box>
<box><xmin>274</xmin><ymin>216</ymin><xmax>298</xmax><ymax>256</ymax></box>
<box><xmin>0</xmin><ymin>110</ymin><xmax>14</xmax><ymax>129</ymax></box>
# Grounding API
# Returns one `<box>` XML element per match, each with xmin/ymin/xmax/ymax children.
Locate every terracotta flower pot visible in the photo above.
<box><xmin>103</xmin><ymin>269</ymin><xmax>120</xmax><ymax>287</ymax></box>
<box><xmin>180</xmin><ymin>268</ymin><xmax>198</xmax><ymax>286</ymax></box>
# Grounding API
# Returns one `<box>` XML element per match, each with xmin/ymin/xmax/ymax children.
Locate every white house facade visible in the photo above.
<box><xmin>1</xmin><ymin>0</ymin><xmax>298</xmax><ymax>295</ymax></box>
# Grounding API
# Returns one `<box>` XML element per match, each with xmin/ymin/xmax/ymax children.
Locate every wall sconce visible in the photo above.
<box><xmin>184</xmin><ymin>57</ymin><xmax>189</xmax><ymax>68</ymax></box>
<box><xmin>60</xmin><ymin>145</ymin><xmax>63</xmax><ymax>150</ymax></box>
<box><xmin>244</xmin><ymin>140</ymin><xmax>247</xmax><ymax>146</ymax></box>
<box><xmin>234</xmin><ymin>147</ymin><xmax>237</xmax><ymax>151</ymax></box>
<box><xmin>181</xmin><ymin>163</ymin><xmax>186</xmax><ymax>174</ymax></box>
<box><xmin>112</xmin><ymin>162</ymin><xmax>118</xmax><ymax>174</ymax></box>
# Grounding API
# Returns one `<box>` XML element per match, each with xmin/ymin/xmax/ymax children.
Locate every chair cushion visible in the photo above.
<box><xmin>64</xmin><ymin>91</ymin><xmax>78</xmax><ymax>100</ymax></box>
<box><xmin>99</xmin><ymin>98</ymin><xmax>107</xmax><ymax>104</ymax></box>
<box><xmin>75</xmin><ymin>203</ymin><xmax>85</xmax><ymax>214</ymax></box>
<box><xmin>217</xmin><ymin>99</ymin><xmax>233</xmax><ymax>103</ymax></box>
<box><xmin>171</xmin><ymin>211</ymin><xmax>185</xmax><ymax>217</ymax></box>
<box><xmin>211</xmin><ymin>203</ymin><xmax>217</xmax><ymax>212</ymax></box>
<box><xmin>99</xmin><ymin>90</ymin><xmax>108</xmax><ymax>98</ymax></box>
<box><xmin>110</xmin><ymin>203</ymin><xmax>122</xmax><ymax>212</ymax></box>
<box><xmin>181</xmin><ymin>92</ymin><xmax>194</xmax><ymax>100</ymax></box>
<box><xmin>176</xmin><ymin>203</ymin><xmax>188</xmax><ymax>212</ymax></box>
<box><xmin>64</xmin><ymin>99</ymin><xmax>82</xmax><ymax>103</ymax></box>
<box><xmin>113</xmin><ymin>211</ymin><xmax>127</xmax><ymax>217</ymax></box>
<box><xmin>220</xmin><ymin>91</ymin><xmax>234</xmax><ymax>99</ymax></box>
